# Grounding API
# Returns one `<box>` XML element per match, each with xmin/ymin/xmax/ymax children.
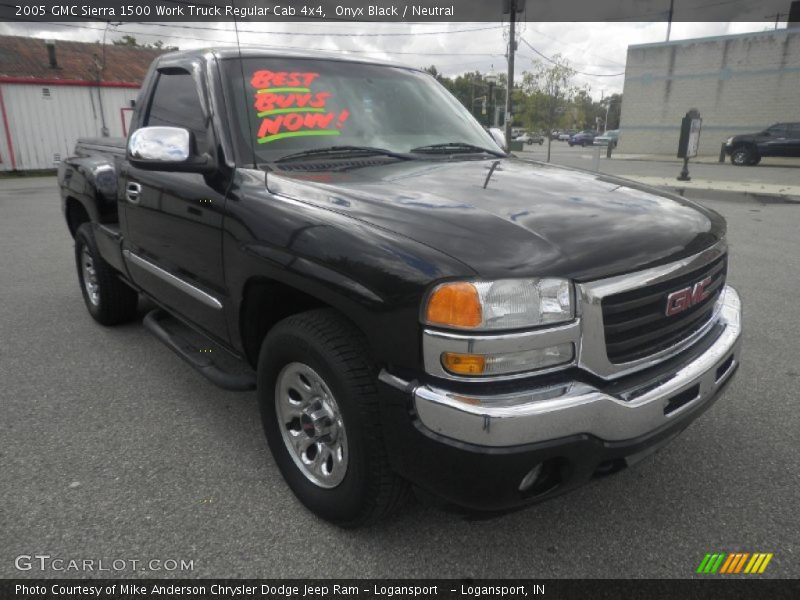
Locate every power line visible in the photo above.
<box><xmin>524</xmin><ymin>25</ymin><xmax>626</xmax><ymax>67</ymax></box>
<box><xmin>133</xmin><ymin>22</ymin><xmax>505</xmax><ymax>37</ymax></box>
<box><xmin>26</xmin><ymin>21</ymin><xmax>509</xmax><ymax>58</ymax></box>
<box><xmin>519</xmin><ymin>38</ymin><xmax>626</xmax><ymax>77</ymax></box>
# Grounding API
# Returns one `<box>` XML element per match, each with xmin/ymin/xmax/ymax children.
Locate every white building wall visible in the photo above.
<box><xmin>0</xmin><ymin>83</ymin><xmax>139</xmax><ymax>171</ymax></box>
<box><xmin>618</xmin><ymin>28</ymin><xmax>800</xmax><ymax>156</ymax></box>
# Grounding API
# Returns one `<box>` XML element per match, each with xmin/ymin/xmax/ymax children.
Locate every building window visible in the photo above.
<box><xmin>53</xmin><ymin>153</ymin><xmax>61</xmax><ymax>163</ymax></box>
<box><xmin>42</xmin><ymin>88</ymin><xmax>52</xmax><ymax>99</ymax></box>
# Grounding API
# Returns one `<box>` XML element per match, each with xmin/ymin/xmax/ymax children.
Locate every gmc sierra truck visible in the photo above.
<box><xmin>58</xmin><ymin>48</ymin><xmax>742</xmax><ymax>527</ymax></box>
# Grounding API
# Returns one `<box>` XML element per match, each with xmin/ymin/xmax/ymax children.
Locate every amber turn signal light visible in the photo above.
<box><xmin>425</xmin><ymin>282</ymin><xmax>482</xmax><ymax>329</ymax></box>
<box><xmin>441</xmin><ymin>352</ymin><xmax>486</xmax><ymax>375</ymax></box>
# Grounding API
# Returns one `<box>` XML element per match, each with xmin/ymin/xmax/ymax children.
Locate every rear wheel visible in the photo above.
<box><xmin>730</xmin><ymin>146</ymin><xmax>756</xmax><ymax>166</ymax></box>
<box><xmin>74</xmin><ymin>223</ymin><xmax>138</xmax><ymax>325</ymax></box>
<box><xmin>257</xmin><ymin>309</ymin><xmax>407</xmax><ymax>526</ymax></box>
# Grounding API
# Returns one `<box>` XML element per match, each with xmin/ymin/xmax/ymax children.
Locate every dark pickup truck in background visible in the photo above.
<box><xmin>58</xmin><ymin>48</ymin><xmax>743</xmax><ymax>527</ymax></box>
<box><xmin>725</xmin><ymin>122</ymin><xmax>800</xmax><ymax>165</ymax></box>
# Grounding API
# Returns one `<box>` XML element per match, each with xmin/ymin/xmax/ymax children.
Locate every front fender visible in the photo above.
<box><xmin>223</xmin><ymin>169</ymin><xmax>475</xmax><ymax>372</ymax></box>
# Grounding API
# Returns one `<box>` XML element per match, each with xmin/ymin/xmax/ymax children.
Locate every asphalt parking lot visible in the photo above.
<box><xmin>1</xmin><ymin>175</ymin><xmax>798</xmax><ymax>579</ymax></box>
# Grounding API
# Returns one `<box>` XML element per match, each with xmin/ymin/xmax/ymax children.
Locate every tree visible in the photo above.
<box><xmin>421</xmin><ymin>60</ymin><xmax>612</xmax><ymax>141</ymax></box>
<box><xmin>601</xmin><ymin>93</ymin><xmax>623</xmax><ymax>130</ymax></box>
<box><xmin>519</xmin><ymin>55</ymin><xmax>584</xmax><ymax>160</ymax></box>
<box><xmin>520</xmin><ymin>55</ymin><xmax>581</xmax><ymax>132</ymax></box>
<box><xmin>112</xmin><ymin>35</ymin><xmax>178</xmax><ymax>51</ymax></box>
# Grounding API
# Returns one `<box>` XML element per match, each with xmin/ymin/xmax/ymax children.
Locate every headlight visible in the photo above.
<box><xmin>725</xmin><ymin>137</ymin><xmax>734</xmax><ymax>146</ymax></box>
<box><xmin>423</xmin><ymin>278</ymin><xmax>573</xmax><ymax>331</ymax></box>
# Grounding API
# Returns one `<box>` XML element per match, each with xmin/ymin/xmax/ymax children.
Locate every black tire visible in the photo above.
<box><xmin>74</xmin><ymin>223</ymin><xmax>138</xmax><ymax>325</ymax></box>
<box><xmin>538</xmin><ymin>139</ymin><xmax>544</xmax><ymax>145</ymax></box>
<box><xmin>730</xmin><ymin>146</ymin><xmax>756</xmax><ymax>166</ymax></box>
<box><xmin>257</xmin><ymin>308</ymin><xmax>408</xmax><ymax>527</ymax></box>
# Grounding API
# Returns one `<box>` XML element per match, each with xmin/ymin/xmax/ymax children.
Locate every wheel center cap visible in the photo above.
<box><xmin>300</xmin><ymin>413</ymin><xmax>317</xmax><ymax>437</ymax></box>
<box><xmin>299</xmin><ymin>400</ymin><xmax>336</xmax><ymax>441</ymax></box>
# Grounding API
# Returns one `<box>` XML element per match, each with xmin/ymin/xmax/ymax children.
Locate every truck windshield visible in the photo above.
<box><xmin>221</xmin><ymin>57</ymin><xmax>502</xmax><ymax>164</ymax></box>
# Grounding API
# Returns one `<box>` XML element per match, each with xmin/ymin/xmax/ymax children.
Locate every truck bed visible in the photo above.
<box><xmin>75</xmin><ymin>137</ymin><xmax>127</xmax><ymax>157</ymax></box>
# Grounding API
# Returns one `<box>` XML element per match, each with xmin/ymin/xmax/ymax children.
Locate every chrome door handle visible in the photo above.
<box><xmin>126</xmin><ymin>182</ymin><xmax>142</xmax><ymax>204</ymax></box>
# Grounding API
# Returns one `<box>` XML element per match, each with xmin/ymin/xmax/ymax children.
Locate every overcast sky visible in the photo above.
<box><xmin>0</xmin><ymin>20</ymin><xmax>782</xmax><ymax>98</ymax></box>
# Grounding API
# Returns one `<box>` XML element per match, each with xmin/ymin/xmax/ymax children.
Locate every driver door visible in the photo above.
<box><xmin>121</xmin><ymin>67</ymin><xmax>229</xmax><ymax>342</ymax></box>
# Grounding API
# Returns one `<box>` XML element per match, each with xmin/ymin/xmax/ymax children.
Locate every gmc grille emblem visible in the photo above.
<box><xmin>665</xmin><ymin>277</ymin><xmax>712</xmax><ymax>316</ymax></box>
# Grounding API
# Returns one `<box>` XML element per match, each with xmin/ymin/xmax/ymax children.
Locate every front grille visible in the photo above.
<box><xmin>601</xmin><ymin>254</ymin><xmax>727</xmax><ymax>363</ymax></box>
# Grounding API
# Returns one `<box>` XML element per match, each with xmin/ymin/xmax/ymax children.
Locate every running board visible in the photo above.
<box><xmin>143</xmin><ymin>309</ymin><xmax>256</xmax><ymax>392</ymax></box>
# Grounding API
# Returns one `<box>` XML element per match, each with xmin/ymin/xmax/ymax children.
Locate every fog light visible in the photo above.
<box><xmin>519</xmin><ymin>463</ymin><xmax>543</xmax><ymax>492</ymax></box>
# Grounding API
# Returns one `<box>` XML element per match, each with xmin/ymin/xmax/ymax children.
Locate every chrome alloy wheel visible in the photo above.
<box><xmin>275</xmin><ymin>362</ymin><xmax>348</xmax><ymax>488</ymax></box>
<box><xmin>81</xmin><ymin>246</ymin><xmax>100</xmax><ymax>306</ymax></box>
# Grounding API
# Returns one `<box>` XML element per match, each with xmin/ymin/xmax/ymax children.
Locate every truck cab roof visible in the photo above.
<box><xmin>154</xmin><ymin>46</ymin><xmax>415</xmax><ymax>71</ymax></box>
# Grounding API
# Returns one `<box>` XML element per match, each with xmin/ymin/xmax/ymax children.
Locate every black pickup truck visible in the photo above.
<box><xmin>58</xmin><ymin>48</ymin><xmax>742</xmax><ymax>527</ymax></box>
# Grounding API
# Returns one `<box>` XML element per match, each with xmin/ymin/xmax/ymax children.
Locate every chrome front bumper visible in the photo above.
<box><xmin>382</xmin><ymin>285</ymin><xmax>742</xmax><ymax>448</ymax></box>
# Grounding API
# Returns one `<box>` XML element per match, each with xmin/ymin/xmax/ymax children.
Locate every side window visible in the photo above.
<box><xmin>788</xmin><ymin>124</ymin><xmax>800</xmax><ymax>138</ymax></box>
<box><xmin>145</xmin><ymin>72</ymin><xmax>207</xmax><ymax>151</ymax></box>
<box><xmin>766</xmin><ymin>124</ymin><xmax>787</xmax><ymax>137</ymax></box>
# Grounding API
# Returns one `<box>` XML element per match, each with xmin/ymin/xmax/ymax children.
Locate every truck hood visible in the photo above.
<box><xmin>265</xmin><ymin>157</ymin><xmax>724</xmax><ymax>281</ymax></box>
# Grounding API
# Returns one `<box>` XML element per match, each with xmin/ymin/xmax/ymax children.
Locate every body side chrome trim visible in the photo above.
<box><xmin>123</xmin><ymin>249</ymin><xmax>223</xmax><ymax>310</ymax></box>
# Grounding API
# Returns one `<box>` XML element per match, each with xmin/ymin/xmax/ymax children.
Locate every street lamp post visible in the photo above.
<box><xmin>485</xmin><ymin>74</ymin><xmax>498</xmax><ymax>128</ymax></box>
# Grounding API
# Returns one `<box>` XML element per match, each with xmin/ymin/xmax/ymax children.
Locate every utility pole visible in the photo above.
<box><xmin>503</xmin><ymin>0</ymin><xmax>524</xmax><ymax>146</ymax></box>
<box><xmin>765</xmin><ymin>12</ymin><xmax>786</xmax><ymax>28</ymax></box>
<box><xmin>666</xmin><ymin>0</ymin><xmax>674</xmax><ymax>41</ymax></box>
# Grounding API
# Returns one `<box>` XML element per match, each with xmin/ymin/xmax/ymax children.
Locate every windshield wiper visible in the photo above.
<box><xmin>410</xmin><ymin>142</ymin><xmax>506</xmax><ymax>157</ymax></box>
<box><xmin>274</xmin><ymin>145</ymin><xmax>415</xmax><ymax>163</ymax></box>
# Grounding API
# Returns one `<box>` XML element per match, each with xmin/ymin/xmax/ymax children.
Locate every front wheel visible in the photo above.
<box><xmin>257</xmin><ymin>309</ymin><xmax>407</xmax><ymax>527</ymax></box>
<box><xmin>74</xmin><ymin>223</ymin><xmax>138</xmax><ymax>325</ymax></box>
<box><xmin>730</xmin><ymin>146</ymin><xmax>756</xmax><ymax>166</ymax></box>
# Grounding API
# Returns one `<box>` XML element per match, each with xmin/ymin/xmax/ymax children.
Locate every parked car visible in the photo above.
<box><xmin>58</xmin><ymin>47</ymin><xmax>742</xmax><ymax>526</ymax></box>
<box><xmin>558</xmin><ymin>129</ymin><xmax>577</xmax><ymax>141</ymax></box>
<box><xmin>725</xmin><ymin>122</ymin><xmax>800</xmax><ymax>165</ymax></box>
<box><xmin>568</xmin><ymin>130</ymin><xmax>597</xmax><ymax>147</ymax></box>
<box><xmin>594</xmin><ymin>129</ymin><xmax>619</xmax><ymax>148</ymax></box>
<box><xmin>515</xmin><ymin>132</ymin><xmax>544</xmax><ymax>145</ymax></box>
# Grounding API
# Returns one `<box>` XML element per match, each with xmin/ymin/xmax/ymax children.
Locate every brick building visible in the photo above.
<box><xmin>618</xmin><ymin>28</ymin><xmax>800</xmax><ymax>156</ymax></box>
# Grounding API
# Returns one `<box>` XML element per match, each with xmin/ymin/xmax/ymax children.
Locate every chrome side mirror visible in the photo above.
<box><xmin>488</xmin><ymin>127</ymin><xmax>507</xmax><ymax>152</ymax></box>
<box><xmin>129</xmin><ymin>126</ymin><xmax>190</xmax><ymax>161</ymax></box>
<box><xmin>128</xmin><ymin>126</ymin><xmax>213</xmax><ymax>173</ymax></box>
